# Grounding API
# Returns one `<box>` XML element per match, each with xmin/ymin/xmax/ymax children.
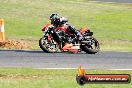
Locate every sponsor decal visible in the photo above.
<box><xmin>76</xmin><ymin>66</ymin><xmax>131</xmax><ymax>85</ymax></box>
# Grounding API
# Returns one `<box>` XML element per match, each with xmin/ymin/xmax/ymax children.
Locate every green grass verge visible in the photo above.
<box><xmin>0</xmin><ymin>68</ymin><xmax>132</xmax><ymax>88</ymax></box>
<box><xmin>0</xmin><ymin>0</ymin><xmax>132</xmax><ymax>51</ymax></box>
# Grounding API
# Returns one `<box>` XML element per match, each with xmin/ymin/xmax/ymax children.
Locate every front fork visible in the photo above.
<box><xmin>43</xmin><ymin>30</ymin><xmax>62</xmax><ymax>50</ymax></box>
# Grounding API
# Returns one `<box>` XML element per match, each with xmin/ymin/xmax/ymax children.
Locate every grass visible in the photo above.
<box><xmin>100</xmin><ymin>40</ymin><xmax>132</xmax><ymax>51</ymax></box>
<box><xmin>0</xmin><ymin>68</ymin><xmax>132</xmax><ymax>88</ymax></box>
<box><xmin>0</xmin><ymin>0</ymin><xmax>132</xmax><ymax>51</ymax></box>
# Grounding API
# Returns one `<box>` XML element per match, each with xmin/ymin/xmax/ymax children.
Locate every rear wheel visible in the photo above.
<box><xmin>39</xmin><ymin>37</ymin><xmax>59</xmax><ymax>53</ymax></box>
<box><xmin>80</xmin><ymin>37</ymin><xmax>100</xmax><ymax>54</ymax></box>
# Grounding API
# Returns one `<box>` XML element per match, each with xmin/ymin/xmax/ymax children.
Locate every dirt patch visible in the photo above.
<box><xmin>0</xmin><ymin>40</ymin><xmax>31</xmax><ymax>49</ymax></box>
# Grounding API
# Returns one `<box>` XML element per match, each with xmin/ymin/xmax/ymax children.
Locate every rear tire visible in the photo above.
<box><xmin>80</xmin><ymin>37</ymin><xmax>100</xmax><ymax>54</ymax></box>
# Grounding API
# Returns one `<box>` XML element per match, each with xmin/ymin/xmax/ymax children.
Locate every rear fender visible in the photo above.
<box><xmin>80</xmin><ymin>28</ymin><xmax>90</xmax><ymax>34</ymax></box>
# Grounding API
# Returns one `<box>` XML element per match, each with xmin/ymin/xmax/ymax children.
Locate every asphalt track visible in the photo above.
<box><xmin>0</xmin><ymin>1</ymin><xmax>132</xmax><ymax>69</ymax></box>
<box><xmin>0</xmin><ymin>50</ymin><xmax>132</xmax><ymax>69</ymax></box>
<box><xmin>93</xmin><ymin>0</ymin><xmax>132</xmax><ymax>3</ymax></box>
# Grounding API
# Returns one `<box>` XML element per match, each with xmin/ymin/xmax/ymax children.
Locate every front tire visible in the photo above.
<box><xmin>39</xmin><ymin>37</ymin><xmax>58</xmax><ymax>53</ymax></box>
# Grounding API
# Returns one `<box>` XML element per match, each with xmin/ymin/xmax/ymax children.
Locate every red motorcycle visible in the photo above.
<box><xmin>39</xmin><ymin>24</ymin><xmax>100</xmax><ymax>54</ymax></box>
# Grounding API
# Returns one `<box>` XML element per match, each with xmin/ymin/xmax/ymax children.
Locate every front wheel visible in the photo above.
<box><xmin>39</xmin><ymin>37</ymin><xmax>59</xmax><ymax>53</ymax></box>
<box><xmin>80</xmin><ymin>37</ymin><xmax>100</xmax><ymax>54</ymax></box>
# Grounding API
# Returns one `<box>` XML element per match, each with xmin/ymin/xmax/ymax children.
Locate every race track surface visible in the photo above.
<box><xmin>93</xmin><ymin>0</ymin><xmax>132</xmax><ymax>3</ymax></box>
<box><xmin>0</xmin><ymin>50</ymin><xmax>132</xmax><ymax>69</ymax></box>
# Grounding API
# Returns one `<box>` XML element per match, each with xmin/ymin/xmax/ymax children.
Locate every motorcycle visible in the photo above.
<box><xmin>39</xmin><ymin>24</ymin><xmax>100</xmax><ymax>54</ymax></box>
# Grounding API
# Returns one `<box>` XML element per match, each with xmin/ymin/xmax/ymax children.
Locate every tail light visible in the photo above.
<box><xmin>80</xmin><ymin>28</ymin><xmax>90</xmax><ymax>34</ymax></box>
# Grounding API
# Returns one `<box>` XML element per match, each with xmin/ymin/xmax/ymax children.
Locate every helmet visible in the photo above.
<box><xmin>49</xmin><ymin>13</ymin><xmax>60</xmax><ymax>26</ymax></box>
<box><xmin>49</xmin><ymin>13</ymin><xmax>59</xmax><ymax>20</ymax></box>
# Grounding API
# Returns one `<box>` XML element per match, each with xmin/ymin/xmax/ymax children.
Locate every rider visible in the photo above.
<box><xmin>49</xmin><ymin>13</ymin><xmax>83</xmax><ymax>53</ymax></box>
<box><xmin>49</xmin><ymin>13</ymin><xmax>83</xmax><ymax>40</ymax></box>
